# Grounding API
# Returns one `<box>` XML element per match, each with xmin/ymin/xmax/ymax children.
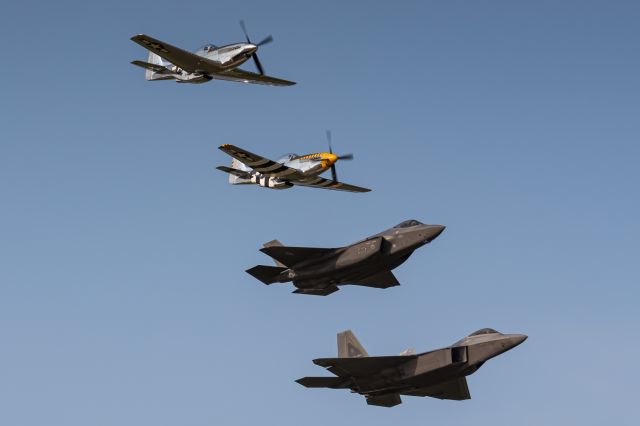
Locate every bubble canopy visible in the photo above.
<box><xmin>393</xmin><ymin>220</ymin><xmax>423</xmax><ymax>229</ymax></box>
<box><xmin>199</xmin><ymin>44</ymin><xmax>217</xmax><ymax>52</ymax></box>
<box><xmin>469</xmin><ymin>328</ymin><xmax>499</xmax><ymax>336</ymax></box>
<box><xmin>278</xmin><ymin>153</ymin><xmax>298</xmax><ymax>162</ymax></box>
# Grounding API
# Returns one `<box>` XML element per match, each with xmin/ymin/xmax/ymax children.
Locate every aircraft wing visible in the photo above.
<box><xmin>349</xmin><ymin>270</ymin><xmax>400</xmax><ymax>288</ymax></box>
<box><xmin>211</xmin><ymin>68</ymin><xmax>296</xmax><ymax>86</ymax></box>
<box><xmin>219</xmin><ymin>144</ymin><xmax>302</xmax><ymax>178</ymax></box>
<box><xmin>313</xmin><ymin>355</ymin><xmax>416</xmax><ymax>377</ymax></box>
<box><xmin>260</xmin><ymin>245</ymin><xmax>338</xmax><ymax>268</ymax></box>
<box><xmin>291</xmin><ymin>176</ymin><xmax>371</xmax><ymax>193</ymax></box>
<box><xmin>402</xmin><ymin>377</ymin><xmax>471</xmax><ymax>401</ymax></box>
<box><xmin>131</xmin><ymin>34</ymin><xmax>223</xmax><ymax>74</ymax></box>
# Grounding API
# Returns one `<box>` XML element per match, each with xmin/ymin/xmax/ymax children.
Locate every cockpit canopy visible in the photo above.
<box><xmin>393</xmin><ymin>219</ymin><xmax>423</xmax><ymax>229</ymax></box>
<box><xmin>469</xmin><ymin>328</ymin><xmax>499</xmax><ymax>336</ymax></box>
<box><xmin>199</xmin><ymin>44</ymin><xmax>217</xmax><ymax>53</ymax></box>
<box><xmin>277</xmin><ymin>153</ymin><xmax>298</xmax><ymax>162</ymax></box>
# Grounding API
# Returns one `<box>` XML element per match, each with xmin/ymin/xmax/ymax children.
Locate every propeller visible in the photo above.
<box><xmin>240</xmin><ymin>20</ymin><xmax>273</xmax><ymax>75</ymax></box>
<box><xmin>326</xmin><ymin>131</ymin><xmax>354</xmax><ymax>182</ymax></box>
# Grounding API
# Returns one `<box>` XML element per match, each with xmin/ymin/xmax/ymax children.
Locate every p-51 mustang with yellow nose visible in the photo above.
<box><xmin>216</xmin><ymin>133</ymin><xmax>371</xmax><ymax>193</ymax></box>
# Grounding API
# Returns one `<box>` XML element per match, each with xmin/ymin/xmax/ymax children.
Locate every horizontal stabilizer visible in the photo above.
<box><xmin>350</xmin><ymin>270</ymin><xmax>400</xmax><ymax>289</ymax></box>
<box><xmin>260</xmin><ymin>245</ymin><xmax>337</xmax><ymax>268</ymax></box>
<box><xmin>216</xmin><ymin>166</ymin><xmax>251</xmax><ymax>179</ymax></box>
<box><xmin>296</xmin><ymin>376</ymin><xmax>348</xmax><ymax>388</ymax></box>
<box><xmin>246</xmin><ymin>265</ymin><xmax>287</xmax><ymax>285</ymax></box>
<box><xmin>366</xmin><ymin>394</ymin><xmax>402</xmax><ymax>407</ymax></box>
<box><xmin>131</xmin><ymin>60</ymin><xmax>167</xmax><ymax>72</ymax></box>
<box><xmin>292</xmin><ymin>286</ymin><xmax>339</xmax><ymax>296</ymax></box>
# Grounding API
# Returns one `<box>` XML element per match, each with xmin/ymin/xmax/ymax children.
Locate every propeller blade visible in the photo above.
<box><xmin>239</xmin><ymin>20</ymin><xmax>251</xmax><ymax>43</ymax></box>
<box><xmin>257</xmin><ymin>35</ymin><xmax>273</xmax><ymax>46</ymax></box>
<box><xmin>331</xmin><ymin>164</ymin><xmax>338</xmax><ymax>182</ymax></box>
<box><xmin>252</xmin><ymin>53</ymin><xmax>265</xmax><ymax>75</ymax></box>
<box><xmin>337</xmin><ymin>153</ymin><xmax>354</xmax><ymax>160</ymax></box>
<box><xmin>326</xmin><ymin>130</ymin><xmax>333</xmax><ymax>154</ymax></box>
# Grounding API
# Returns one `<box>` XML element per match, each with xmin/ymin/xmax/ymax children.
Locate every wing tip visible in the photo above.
<box><xmin>312</xmin><ymin>358</ymin><xmax>328</xmax><ymax>366</ymax></box>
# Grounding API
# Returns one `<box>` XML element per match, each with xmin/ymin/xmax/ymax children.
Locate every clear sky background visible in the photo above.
<box><xmin>1</xmin><ymin>0</ymin><xmax>639</xmax><ymax>425</ymax></box>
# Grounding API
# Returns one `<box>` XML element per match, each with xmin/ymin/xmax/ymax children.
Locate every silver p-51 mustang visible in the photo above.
<box><xmin>130</xmin><ymin>21</ymin><xmax>295</xmax><ymax>86</ymax></box>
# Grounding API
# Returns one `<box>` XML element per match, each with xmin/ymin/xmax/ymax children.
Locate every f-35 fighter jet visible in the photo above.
<box><xmin>297</xmin><ymin>328</ymin><xmax>527</xmax><ymax>407</ymax></box>
<box><xmin>246</xmin><ymin>220</ymin><xmax>445</xmax><ymax>295</ymax></box>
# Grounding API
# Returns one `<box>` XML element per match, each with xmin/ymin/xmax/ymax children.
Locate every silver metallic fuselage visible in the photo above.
<box><xmin>163</xmin><ymin>43</ymin><xmax>257</xmax><ymax>83</ymax></box>
<box><xmin>247</xmin><ymin>154</ymin><xmax>334</xmax><ymax>189</ymax></box>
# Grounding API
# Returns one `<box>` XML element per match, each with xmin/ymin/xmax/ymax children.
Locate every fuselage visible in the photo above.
<box><xmin>356</xmin><ymin>330</ymin><xmax>527</xmax><ymax>396</ymax></box>
<box><xmin>276</xmin><ymin>221</ymin><xmax>446</xmax><ymax>289</ymax></box>
<box><xmin>245</xmin><ymin>152</ymin><xmax>339</xmax><ymax>189</ymax></box>
<box><xmin>197</xmin><ymin>43</ymin><xmax>257</xmax><ymax>69</ymax></box>
<box><xmin>162</xmin><ymin>42</ymin><xmax>258</xmax><ymax>83</ymax></box>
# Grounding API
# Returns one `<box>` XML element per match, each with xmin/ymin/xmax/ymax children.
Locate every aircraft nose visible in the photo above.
<box><xmin>424</xmin><ymin>225</ymin><xmax>446</xmax><ymax>241</ymax></box>
<box><xmin>507</xmin><ymin>334</ymin><xmax>528</xmax><ymax>349</ymax></box>
<box><xmin>245</xmin><ymin>44</ymin><xmax>258</xmax><ymax>54</ymax></box>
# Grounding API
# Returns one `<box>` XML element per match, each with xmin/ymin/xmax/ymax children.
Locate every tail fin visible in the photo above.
<box><xmin>246</xmin><ymin>265</ymin><xmax>287</xmax><ymax>285</ymax></box>
<box><xmin>130</xmin><ymin>51</ymin><xmax>173</xmax><ymax>81</ymax></box>
<box><xmin>263</xmin><ymin>240</ymin><xmax>285</xmax><ymax>267</ymax></box>
<box><xmin>338</xmin><ymin>330</ymin><xmax>369</xmax><ymax>358</ymax></box>
<box><xmin>227</xmin><ymin>158</ymin><xmax>252</xmax><ymax>185</ymax></box>
<box><xmin>145</xmin><ymin>51</ymin><xmax>164</xmax><ymax>80</ymax></box>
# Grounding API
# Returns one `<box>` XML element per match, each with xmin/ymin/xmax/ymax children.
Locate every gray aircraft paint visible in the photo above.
<box><xmin>246</xmin><ymin>220</ymin><xmax>445</xmax><ymax>295</ymax></box>
<box><xmin>297</xmin><ymin>328</ymin><xmax>527</xmax><ymax>407</ymax></box>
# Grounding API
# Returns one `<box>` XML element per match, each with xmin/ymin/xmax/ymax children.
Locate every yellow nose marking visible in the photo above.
<box><xmin>319</xmin><ymin>153</ymin><xmax>338</xmax><ymax>169</ymax></box>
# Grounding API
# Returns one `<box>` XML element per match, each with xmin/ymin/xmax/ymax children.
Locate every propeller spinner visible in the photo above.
<box><xmin>239</xmin><ymin>20</ymin><xmax>273</xmax><ymax>75</ymax></box>
<box><xmin>326</xmin><ymin>131</ymin><xmax>354</xmax><ymax>182</ymax></box>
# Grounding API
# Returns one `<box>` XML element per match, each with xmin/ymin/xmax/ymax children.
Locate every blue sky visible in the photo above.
<box><xmin>1</xmin><ymin>0</ymin><xmax>639</xmax><ymax>424</ymax></box>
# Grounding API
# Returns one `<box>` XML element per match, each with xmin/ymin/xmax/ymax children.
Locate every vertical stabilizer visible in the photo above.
<box><xmin>263</xmin><ymin>240</ymin><xmax>285</xmax><ymax>267</ymax></box>
<box><xmin>146</xmin><ymin>51</ymin><xmax>165</xmax><ymax>80</ymax></box>
<box><xmin>229</xmin><ymin>158</ymin><xmax>252</xmax><ymax>184</ymax></box>
<box><xmin>338</xmin><ymin>330</ymin><xmax>369</xmax><ymax>358</ymax></box>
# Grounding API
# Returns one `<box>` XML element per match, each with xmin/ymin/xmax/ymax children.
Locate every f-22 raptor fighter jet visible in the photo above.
<box><xmin>297</xmin><ymin>329</ymin><xmax>527</xmax><ymax>407</ymax></box>
<box><xmin>130</xmin><ymin>21</ymin><xmax>295</xmax><ymax>86</ymax></box>
<box><xmin>246</xmin><ymin>220</ymin><xmax>445</xmax><ymax>295</ymax></box>
<box><xmin>217</xmin><ymin>132</ymin><xmax>370</xmax><ymax>193</ymax></box>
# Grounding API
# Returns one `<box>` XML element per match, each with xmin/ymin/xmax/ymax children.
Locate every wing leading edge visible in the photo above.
<box><xmin>131</xmin><ymin>34</ymin><xmax>222</xmax><ymax>74</ymax></box>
